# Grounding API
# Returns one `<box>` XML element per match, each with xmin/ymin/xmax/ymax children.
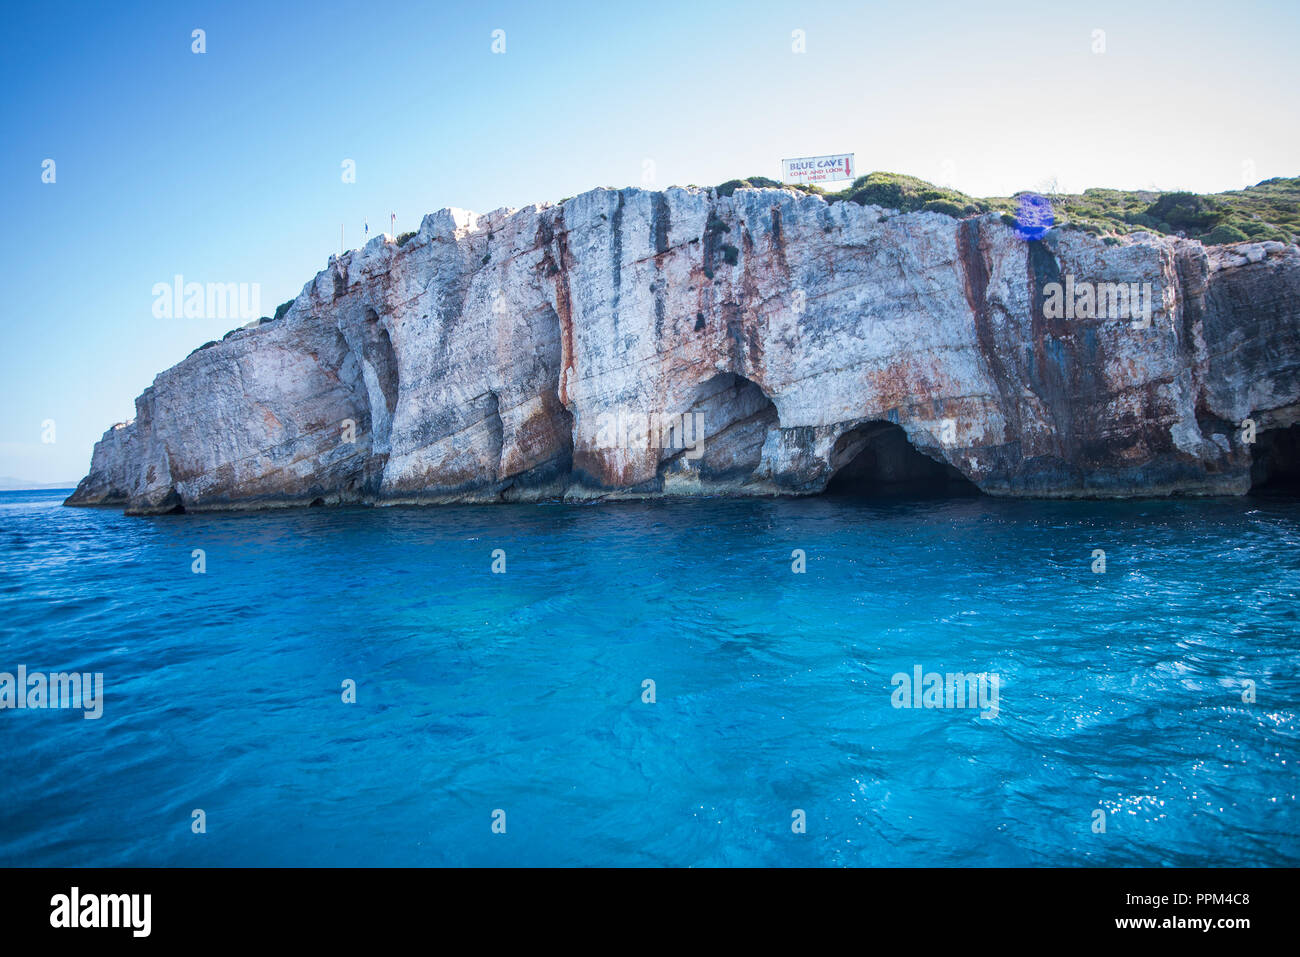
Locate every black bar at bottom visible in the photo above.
<box><xmin>0</xmin><ymin>867</ymin><xmax>1285</xmax><ymax>942</ymax></box>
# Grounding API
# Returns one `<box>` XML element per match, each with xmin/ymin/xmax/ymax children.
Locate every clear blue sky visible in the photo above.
<box><xmin>3</xmin><ymin>0</ymin><xmax>1297</xmax><ymax>483</ymax></box>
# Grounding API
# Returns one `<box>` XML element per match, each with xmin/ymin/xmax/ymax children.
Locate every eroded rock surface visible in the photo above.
<box><xmin>67</xmin><ymin>187</ymin><xmax>1300</xmax><ymax>513</ymax></box>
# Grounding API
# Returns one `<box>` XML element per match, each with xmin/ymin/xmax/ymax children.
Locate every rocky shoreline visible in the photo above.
<box><xmin>67</xmin><ymin>185</ymin><xmax>1300</xmax><ymax>514</ymax></box>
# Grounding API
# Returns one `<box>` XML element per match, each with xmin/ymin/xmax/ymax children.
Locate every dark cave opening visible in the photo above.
<box><xmin>1250</xmin><ymin>423</ymin><xmax>1300</xmax><ymax>494</ymax></box>
<box><xmin>157</xmin><ymin>488</ymin><xmax>186</xmax><ymax>514</ymax></box>
<box><xmin>823</xmin><ymin>421</ymin><xmax>980</xmax><ymax>498</ymax></box>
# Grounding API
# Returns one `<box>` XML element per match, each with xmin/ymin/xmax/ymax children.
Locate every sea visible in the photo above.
<box><xmin>1</xmin><ymin>488</ymin><xmax>1297</xmax><ymax>866</ymax></box>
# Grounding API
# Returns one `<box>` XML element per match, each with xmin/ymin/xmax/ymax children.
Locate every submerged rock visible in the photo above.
<box><xmin>67</xmin><ymin>186</ymin><xmax>1300</xmax><ymax>514</ymax></box>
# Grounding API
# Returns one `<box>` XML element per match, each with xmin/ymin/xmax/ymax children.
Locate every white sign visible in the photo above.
<box><xmin>781</xmin><ymin>153</ymin><xmax>854</xmax><ymax>185</ymax></box>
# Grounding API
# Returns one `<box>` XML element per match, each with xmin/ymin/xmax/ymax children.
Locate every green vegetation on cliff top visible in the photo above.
<box><xmin>709</xmin><ymin>172</ymin><xmax>1300</xmax><ymax>245</ymax></box>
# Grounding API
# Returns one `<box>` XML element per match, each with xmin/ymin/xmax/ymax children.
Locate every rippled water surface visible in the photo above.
<box><xmin>1</xmin><ymin>489</ymin><xmax>1297</xmax><ymax>866</ymax></box>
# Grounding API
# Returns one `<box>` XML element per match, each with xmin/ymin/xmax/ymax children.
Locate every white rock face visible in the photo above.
<box><xmin>68</xmin><ymin>186</ymin><xmax>1300</xmax><ymax>513</ymax></box>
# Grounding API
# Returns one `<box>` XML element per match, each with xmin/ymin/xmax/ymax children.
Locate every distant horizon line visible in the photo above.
<box><xmin>0</xmin><ymin>479</ymin><xmax>77</xmax><ymax>491</ymax></box>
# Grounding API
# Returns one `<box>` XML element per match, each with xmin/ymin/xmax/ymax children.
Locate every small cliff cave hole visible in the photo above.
<box><xmin>824</xmin><ymin>421</ymin><xmax>979</xmax><ymax>498</ymax></box>
<box><xmin>1250</xmin><ymin>423</ymin><xmax>1300</xmax><ymax>494</ymax></box>
<box><xmin>157</xmin><ymin>488</ymin><xmax>186</xmax><ymax>514</ymax></box>
<box><xmin>677</xmin><ymin>372</ymin><xmax>779</xmax><ymax>483</ymax></box>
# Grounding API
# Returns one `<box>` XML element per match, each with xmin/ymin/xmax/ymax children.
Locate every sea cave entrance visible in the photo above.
<box><xmin>823</xmin><ymin>421</ymin><xmax>980</xmax><ymax>498</ymax></box>
<box><xmin>1250</xmin><ymin>423</ymin><xmax>1300</xmax><ymax>494</ymax></box>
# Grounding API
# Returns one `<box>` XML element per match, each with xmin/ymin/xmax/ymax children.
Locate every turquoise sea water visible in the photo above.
<box><xmin>0</xmin><ymin>488</ymin><xmax>1297</xmax><ymax>866</ymax></box>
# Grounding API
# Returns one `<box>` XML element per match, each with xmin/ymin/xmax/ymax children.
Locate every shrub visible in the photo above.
<box><xmin>922</xmin><ymin>199</ymin><xmax>965</xmax><ymax>217</ymax></box>
<box><xmin>397</xmin><ymin>231</ymin><xmax>417</xmax><ymax>247</ymax></box>
<box><xmin>844</xmin><ymin>175</ymin><xmax>911</xmax><ymax>210</ymax></box>
<box><xmin>1204</xmin><ymin>223</ymin><xmax>1250</xmax><ymax>245</ymax></box>
<box><xmin>715</xmin><ymin>175</ymin><xmax>787</xmax><ymax>197</ymax></box>
<box><xmin>1145</xmin><ymin>191</ymin><xmax>1223</xmax><ymax>230</ymax></box>
<box><xmin>1123</xmin><ymin>212</ymin><xmax>1163</xmax><ymax>232</ymax></box>
<box><xmin>272</xmin><ymin>299</ymin><xmax>294</xmax><ymax>322</ymax></box>
<box><xmin>833</xmin><ymin>172</ymin><xmax>985</xmax><ymax>216</ymax></box>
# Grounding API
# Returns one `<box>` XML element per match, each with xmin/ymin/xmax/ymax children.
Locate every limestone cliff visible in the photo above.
<box><xmin>67</xmin><ymin>186</ymin><xmax>1300</xmax><ymax>513</ymax></box>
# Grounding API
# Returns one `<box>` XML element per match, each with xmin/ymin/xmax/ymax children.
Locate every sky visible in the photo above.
<box><xmin>2</xmin><ymin>0</ymin><xmax>1298</xmax><ymax>484</ymax></box>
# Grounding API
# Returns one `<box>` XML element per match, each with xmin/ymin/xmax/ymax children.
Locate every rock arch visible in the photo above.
<box><xmin>659</xmin><ymin>372</ymin><xmax>779</xmax><ymax>488</ymax></box>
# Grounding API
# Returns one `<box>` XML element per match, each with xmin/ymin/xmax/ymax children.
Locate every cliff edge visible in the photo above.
<box><xmin>67</xmin><ymin>184</ymin><xmax>1300</xmax><ymax>513</ymax></box>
